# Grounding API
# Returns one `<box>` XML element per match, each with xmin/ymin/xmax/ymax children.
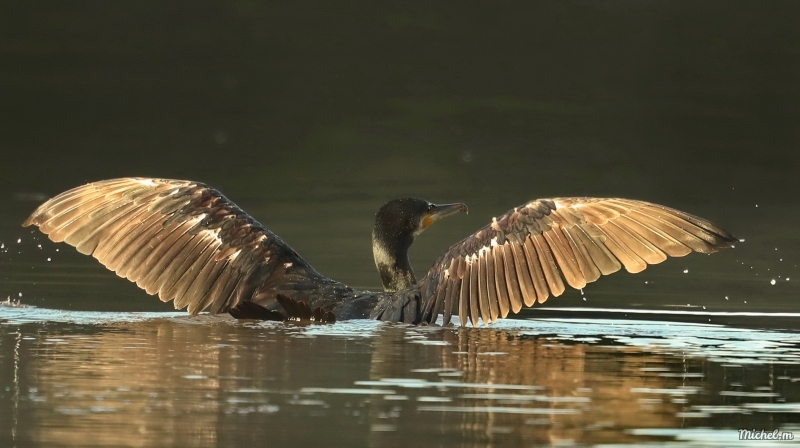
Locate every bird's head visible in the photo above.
<box><xmin>373</xmin><ymin>198</ymin><xmax>468</xmax><ymax>243</ymax></box>
<box><xmin>372</xmin><ymin>198</ymin><xmax>468</xmax><ymax>291</ymax></box>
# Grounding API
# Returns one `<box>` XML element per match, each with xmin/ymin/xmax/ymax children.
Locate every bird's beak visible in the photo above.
<box><xmin>422</xmin><ymin>203</ymin><xmax>468</xmax><ymax>229</ymax></box>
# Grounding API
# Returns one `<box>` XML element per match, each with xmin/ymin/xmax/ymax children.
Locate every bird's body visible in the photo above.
<box><xmin>23</xmin><ymin>178</ymin><xmax>736</xmax><ymax>326</ymax></box>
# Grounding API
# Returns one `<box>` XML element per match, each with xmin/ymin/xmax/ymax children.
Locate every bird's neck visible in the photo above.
<box><xmin>372</xmin><ymin>231</ymin><xmax>416</xmax><ymax>292</ymax></box>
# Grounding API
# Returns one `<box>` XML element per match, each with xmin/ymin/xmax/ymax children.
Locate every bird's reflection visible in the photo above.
<box><xmin>1</xmin><ymin>317</ymin><xmax>786</xmax><ymax>447</ymax></box>
<box><xmin>366</xmin><ymin>326</ymin><xmax>701</xmax><ymax>446</ymax></box>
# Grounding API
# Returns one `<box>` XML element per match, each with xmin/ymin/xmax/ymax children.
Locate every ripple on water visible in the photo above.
<box><xmin>300</xmin><ymin>387</ymin><xmax>396</xmax><ymax>395</ymax></box>
<box><xmin>355</xmin><ymin>378</ymin><xmax>546</xmax><ymax>391</ymax></box>
<box><xmin>417</xmin><ymin>405</ymin><xmax>581</xmax><ymax>415</ymax></box>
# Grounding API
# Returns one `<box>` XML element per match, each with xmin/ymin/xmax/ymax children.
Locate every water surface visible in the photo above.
<box><xmin>3</xmin><ymin>307</ymin><xmax>800</xmax><ymax>447</ymax></box>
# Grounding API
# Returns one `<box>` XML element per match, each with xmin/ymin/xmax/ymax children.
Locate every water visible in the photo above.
<box><xmin>2</xmin><ymin>1</ymin><xmax>800</xmax><ymax>446</ymax></box>
<box><xmin>2</xmin><ymin>308</ymin><xmax>800</xmax><ymax>447</ymax></box>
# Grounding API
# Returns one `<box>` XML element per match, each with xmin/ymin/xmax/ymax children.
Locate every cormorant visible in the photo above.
<box><xmin>23</xmin><ymin>178</ymin><xmax>736</xmax><ymax>326</ymax></box>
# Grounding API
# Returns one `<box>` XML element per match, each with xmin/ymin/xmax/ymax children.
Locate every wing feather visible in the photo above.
<box><xmin>429</xmin><ymin>278</ymin><xmax>446</xmax><ymax>324</ymax></box>
<box><xmin>560</xmin><ymin>226</ymin><xmax>601</xmax><ymax>283</ymax></box>
<box><xmin>574</xmin><ymin>224</ymin><xmax>621</xmax><ymax>274</ymax></box>
<box><xmin>23</xmin><ymin>178</ymin><xmax>318</xmax><ymax>315</ymax></box>
<box><xmin>166</xmin><ymin>239</ymin><xmax>218</xmax><ymax>307</ymax></box>
<box><xmin>418</xmin><ymin>197</ymin><xmax>735</xmax><ymax>326</ymax></box>
<box><xmin>106</xmin><ymin>212</ymin><xmax>167</xmax><ymax>273</ymax></box>
<box><xmin>522</xmin><ymin>237</ymin><xmax>549</xmax><ymax>304</ymax></box>
<box><xmin>211</xmin><ymin>270</ymin><xmax>244</xmax><ymax>314</ymax></box>
<box><xmin>626</xmin><ymin>207</ymin><xmax>717</xmax><ymax>253</ymax></box>
<box><xmin>117</xmin><ymin>214</ymin><xmax>178</xmax><ymax>279</ymax></box>
<box><xmin>441</xmin><ymin>258</ymin><xmax>459</xmax><ymax>325</ymax></box>
<box><xmin>476</xmin><ymin>251</ymin><xmax>491</xmax><ymax>325</ymax></box>
<box><xmin>78</xmin><ymin>202</ymin><xmax>154</xmax><ymax>257</ymax></box>
<box><xmin>183</xmin><ymin>256</ymin><xmax>227</xmax><ymax>314</ymax></box>
<box><xmin>492</xmin><ymin>245</ymin><xmax>511</xmax><ymax>318</ymax></box>
<box><xmin>533</xmin><ymin>233</ymin><xmax>566</xmax><ymax>297</ymax></box>
<box><xmin>613</xmin><ymin>214</ymin><xmax>691</xmax><ymax>257</ymax></box>
<box><xmin>544</xmin><ymin>227</ymin><xmax>586</xmax><ymax>289</ymax></box>
<box><xmin>146</xmin><ymin>228</ymin><xmax>202</xmax><ymax>296</ymax></box>
<box><xmin>443</xmin><ymin>275</ymin><xmax>460</xmax><ymax>326</ymax></box>
<box><xmin>468</xmin><ymin>257</ymin><xmax>481</xmax><ymax>326</ymax></box>
<box><xmin>590</xmin><ymin>223</ymin><xmax>648</xmax><ymax>273</ymax></box>
<box><xmin>129</xmin><ymin>221</ymin><xmax>187</xmax><ymax>285</ymax></box>
<box><xmin>484</xmin><ymin>249</ymin><xmax>500</xmax><ymax>322</ymax></box>
<box><xmin>198</xmin><ymin>261</ymin><xmax>234</xmax><ymax>313</ymax></box>
<box><xmin>39</xmin><ymin>182</ymin><xmax>149</xmax><ymax>236</ymax></box>
<box><xmin>501</xmin><ymin>244</ymin><xmax>524</xmax><ymax>314</ymax></box>
<box><xmin>606</xmin><ymin>219</ymin><xmax>666</xmax><ymax>263</ymax></box>
<box><xmin>458</xmin><ymin>261</ymin><xmax>471</xmax><ymax>326</ymax></box>
<box><xmin>509</xmin><ymin>242</ymin><xmax>536</xmax><ymax>308</ymax></box>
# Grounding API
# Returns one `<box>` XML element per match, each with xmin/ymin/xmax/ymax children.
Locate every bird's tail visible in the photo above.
<box><xmin>369</xmin><ymin>289</ymin><xmax>422</xmax><ymax>324</ymax></box>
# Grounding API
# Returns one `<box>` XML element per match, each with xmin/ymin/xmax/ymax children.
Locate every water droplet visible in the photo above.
<box><xmin>724</xmin><ymin>296</ymin><xmax>729</xmax><ymax>300</ymax></box>
<box><xmin>770</xmin><ymin>279</ymin><xmax>776</xmax><ymax>285</ymax></box>
<box><xmin>702</xmin><ymin>306</ymin><xmax>706</xmax><ymax>310</ymax></box>
<box><xmin>47</xmin><ymin>258</ymin><xmax>51</xmax><ymax>262</ymax></box>
<box><xmin>17</xmin><ymin>238</ymin><xmax>21</xmax><ymax>243</ymax></box>
<box><xmin>739</xmin><ymin>239</ymin><xmax>745</xmax><ymax>243</ymax></box>
<box><xmin>37</xmin><ymin>244</ymin><xmax>42</xmax><ymax>249</ymax></box>
<box><xmin>683</xmin><ymin>269</ymin><xmax>689</xmax><ymax>274</ymax></box>
<box><xmin>18</xmin><ymin>292</ymin><xmax>22</xmax><ymax>298</ymax></box>
<box><xmin>786</xmin><ymin>278</ymin><xmax>791</xmax><ymax>281</ymax></box>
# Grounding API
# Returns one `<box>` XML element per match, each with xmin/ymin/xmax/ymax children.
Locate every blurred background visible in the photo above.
<box><xmin>1</xmin><ymin>1</ymin><xmax>798</xmax><ymax>317</ymax></box>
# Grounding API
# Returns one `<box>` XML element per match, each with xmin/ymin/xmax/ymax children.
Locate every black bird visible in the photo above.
<box><xmin>23</xmin><ymin>178</ymin><xmax>736</xmax><ymax>326</ymax></box>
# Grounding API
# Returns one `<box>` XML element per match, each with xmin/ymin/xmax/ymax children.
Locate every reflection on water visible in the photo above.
<box><xmin>2</xmin><ymin>306</ymin><xmax>800</xmax><ymax>447</ymax></box>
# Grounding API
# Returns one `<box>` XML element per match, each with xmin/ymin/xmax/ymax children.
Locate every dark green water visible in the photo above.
<box><xmin>2</xmin><ymin>1</ymin><xmax>800</xmax><ymax>446</ymax></box>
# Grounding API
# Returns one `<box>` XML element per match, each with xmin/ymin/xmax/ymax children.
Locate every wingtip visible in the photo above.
<box><xmin>21</xmin><ymin>212</ymin><xmax>40</xmax><ymax>228</ymax></box>
<box><xmin>714</xmin><ymin>230</ymin><xmax>739</xmax><ymax>250</ymax></box>
<box><xmin>229</xmin><ymin>301</ymin><xmax>285</xmax><ymax>321</ymax></box>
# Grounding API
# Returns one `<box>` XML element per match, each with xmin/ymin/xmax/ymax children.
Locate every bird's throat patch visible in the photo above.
<box><xmin>422</xmin><ymin>214</ymin><xmax>433</xmax><ymax>229</ymax></box>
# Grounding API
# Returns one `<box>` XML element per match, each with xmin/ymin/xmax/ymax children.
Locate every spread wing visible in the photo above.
<box><xmin>23</xmin><ymin>178</ymin><xmax>318</xmax><ymax>315</ymax></box>
<box><xmin>417</xmin><ymin>198</ymin><xmax>737</xmax><ymax>327</ymax></box>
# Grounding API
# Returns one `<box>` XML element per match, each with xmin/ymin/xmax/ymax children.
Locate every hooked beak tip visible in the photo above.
<box><xmin>431</xmin><ymin>202</ymin><xmax>468</xmax><ymax>220</ymax></box>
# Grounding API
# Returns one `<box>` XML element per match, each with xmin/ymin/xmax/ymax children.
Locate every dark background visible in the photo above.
<box><xmin>1</xmin><ymin>1</ymin><xmax>799</xmax><ymax>316</ymax></box>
